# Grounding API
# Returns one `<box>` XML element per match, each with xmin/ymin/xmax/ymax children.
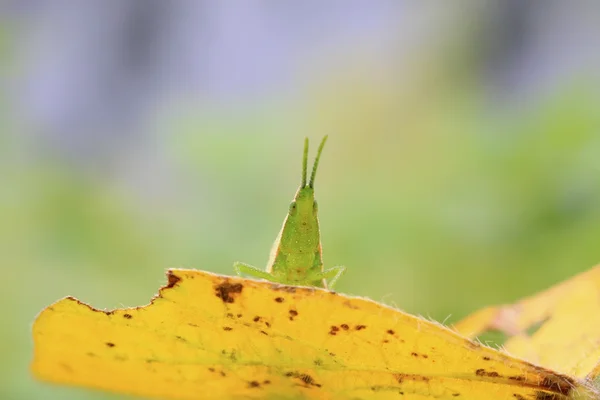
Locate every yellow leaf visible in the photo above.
<box><xmin>454</xmin><ymin>266</ymin><xmax>600</xmax><ymax>380</ymax></box>
<box><xmin>31</xmin><ymin>269</ymin><xmax>599</xmax><ymax>400</ymax></box>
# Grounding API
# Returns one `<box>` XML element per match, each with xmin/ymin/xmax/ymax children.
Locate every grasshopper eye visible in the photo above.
<box><xmin>289</xmin><ymin>201</ymin><xmax>297</xmax><ymax>214</ymax></box>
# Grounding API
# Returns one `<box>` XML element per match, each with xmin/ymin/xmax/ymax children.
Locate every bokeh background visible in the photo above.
<box><xmin>3</xmin><ymin>2</ymin><xmax>600</xmax><ymax>399</ymax></box>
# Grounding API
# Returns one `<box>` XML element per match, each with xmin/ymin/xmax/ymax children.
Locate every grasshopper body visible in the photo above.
<box><xmin>234</xmin><ymin>136</ymin><xmax>345</xmax><ymax>289</ymax></box>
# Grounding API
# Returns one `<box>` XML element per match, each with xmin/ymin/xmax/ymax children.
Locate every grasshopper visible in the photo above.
<box><xmin>234</xmin><ymin>136</ymin><xmax>346</xmax><ymax>289</ymax></box>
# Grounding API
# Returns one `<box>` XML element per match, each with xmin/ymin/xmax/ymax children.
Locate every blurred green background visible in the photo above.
<box><xmin>2</xmin><ymin>3</ymin><xmax>600</xmax><ymax>399</ymax></box>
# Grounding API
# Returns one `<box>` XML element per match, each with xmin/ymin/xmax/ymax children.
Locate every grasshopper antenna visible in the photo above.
<box><xmin>301</xmin><ymin>138</ymin><xmax>309</xmax><ymax>188</ymax></box>
<box><xmin>309</xmin><ymin>135</ymin><xmax>328</xmax><ymax>188</ymax></box>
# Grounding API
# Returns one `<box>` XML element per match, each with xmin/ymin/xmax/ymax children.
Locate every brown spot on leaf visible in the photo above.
<box><xmin>285</xmin><ymin>371</ymin><xmax>321</xmax><ymax>388</ymax></box>
<box><xmin>260</xmin><ymin>330</ymin><xmax>268</xmax><ymax>335</ymax></box>
<box><xmin>248</xmin><ymin>381</ymin><xmax>261</xmax><ymax>388</ymax></box>
<box><xmin>483</xmin><ymin>356</ymin><xmax>490</xmax><ymax>361</ymax></box>
<box><xmin>223</xmin><ymin>326</ymin><xmax>233</xmax><ymax>331</ymax></box>
<box><xmin>105</xmin><ymin>342</ymin><xmax>115</xmax><ymax>348</ymax></box>
<box><xmin>221</xmin><ymin>349</ymin><xmax>237</xmax><ymax>362</ymax></box>
<box><xmin>123</xmin><ymin>313</ymin><xmax>132</xmax><ymax>319</ymax></box>
<box><xmin>301</xmin><ymin>374</ymin><xmax>316</xmax><ymax>386</ymax></box>
<box><xmin>475</xmin><ymin>369</ymin><xmax>500</xmax><ymax>378</ymax></box>
<box><xmin>263</xmin><ymin>380</ymin><xmax>271</xmax><ymax>385</ymax></box>
<box><xmin>386</xmin><ymin>329</ymin><xmax>394</xmax><ymax>335</ymax></box>
<box><xmin>214</xmin><ymin>281</ymin><xmax>243</xmax><ymax>303</ymax></box>
<box><xmin>355</xmin><ymin>324</ymin><xmax>366</xmax><ymax>330</ymax></box>
<box><xmin>394</xmin><ymin>374</ymin><xmax>431</xmax><ymax>384</ymax></box>
<box><xmin>289</xmin><ymin>309</ymin><xmax>298</xmax><ymax>321</ymax></box>
<box><xmin>166</xmin><ymin>271</ymin><xmax>182</xmax><ymax>288</ymax></box>
<box><xmin>273</xmin><ymin>285</ymin><xmax>297</xmax><ymax>293</ymax></box>
<box><xmin>329</xmin><ymin>325</ymin><xmax>339</xmax><ymax>335</ymax></box>
<box><xmin>340</xmin><ymin>323</ymin><xmax>349</xmax><ymax>330</ymax></box>
<box><xmin>535</xmin><ymin>392</ymin><xmax>563</xmax><ymax>400</ymax></box>
<box><xmin>253</xmin><ymin>316</ymin><xmax>261</xmax><ymax>322</ymax></box>
<box><xmin>274</xmin><ymin>297</ymin><xmax>284</xmax><ymax>303</ymax></box>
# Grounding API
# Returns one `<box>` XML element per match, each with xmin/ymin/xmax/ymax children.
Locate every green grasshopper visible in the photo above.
<box><xmin>234</xmin><ymin>136</ymin><xmax>346</xmax><ymax>289</ymax></box>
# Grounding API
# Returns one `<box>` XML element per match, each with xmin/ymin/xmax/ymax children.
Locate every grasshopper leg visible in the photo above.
<box><xmin>310</xmin><ymin>265</ymin><xmax>346</xmax><ymax>290</ymax></box>
<box><xmin>234</xmin><ymin>262</ymin><xmax>279</xmax><ymax>282</ymax></box>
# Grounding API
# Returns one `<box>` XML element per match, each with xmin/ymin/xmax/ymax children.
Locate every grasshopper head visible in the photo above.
<box><xmin>290</xmin><ymin>136</ymin><xmax>328</xmax><ymax>215</ymax></box>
